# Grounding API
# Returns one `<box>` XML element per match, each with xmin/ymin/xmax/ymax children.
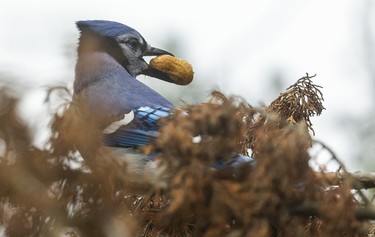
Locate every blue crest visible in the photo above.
<box><xmin>76</xmin><ymin>20</ymin><xmax>138</xmax><ymax>38</ymax></box>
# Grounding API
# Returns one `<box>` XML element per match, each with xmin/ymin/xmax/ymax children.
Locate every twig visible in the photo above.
<box><xmin>315</xmin><ymin>172</ymin><xmax>375</xmax><ymax>190</ymax></box>
<box><xmin>313</xmin><ymin>139</ymin><xmax>371</xmax><ymax>205</ymax></box>
<box><xmin>289</xmin><ymin>203</ymin><xmax>375</xmax><ymax>220</ymax></box>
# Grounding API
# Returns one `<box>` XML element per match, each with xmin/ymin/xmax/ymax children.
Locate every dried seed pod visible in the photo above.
<box><xmin>150</xmin><ymin>55</ymin><xmax>194</xmax><ymax>85</ymax></box>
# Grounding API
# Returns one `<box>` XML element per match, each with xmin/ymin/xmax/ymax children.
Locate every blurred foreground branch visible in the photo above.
<box><xmin>1</xmin><ymin>74</ymin><xmax>374</xmax><ymax>237</ymax></box>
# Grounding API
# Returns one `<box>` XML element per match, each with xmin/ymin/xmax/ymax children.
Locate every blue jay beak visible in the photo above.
<box><xmin>144</xmin><ymin>46</ymin><xmax>174</xmax><ymax>57</ymax></box>
<box><xmin>141</xmin><ymin>46</ymin><xmax>177</xmax><ymax>84</ymax></box>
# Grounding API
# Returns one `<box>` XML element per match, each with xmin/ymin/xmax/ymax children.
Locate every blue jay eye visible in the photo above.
<box><xmin>127</xmin><ymin>39</ymin><xmax>140</xmax><ymax>50</ymax></box>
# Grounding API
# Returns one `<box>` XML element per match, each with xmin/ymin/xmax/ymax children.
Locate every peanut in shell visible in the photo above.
<box><xmin>149</xmin><ymin>55</ymin><xmax>194</xmax><ymax>85</ymax></box>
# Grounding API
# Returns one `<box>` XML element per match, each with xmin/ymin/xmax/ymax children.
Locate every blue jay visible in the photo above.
<box><xmin>73</xmin><ymin>20</ymin><xmax>253</xmax><ymax>174</ymax></box>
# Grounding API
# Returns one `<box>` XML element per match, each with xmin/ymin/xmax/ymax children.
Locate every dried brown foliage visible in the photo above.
<box><xmin>0</xmin><ymin>74</ymin><xmax>371</xmax><ymax>237</ymax></box>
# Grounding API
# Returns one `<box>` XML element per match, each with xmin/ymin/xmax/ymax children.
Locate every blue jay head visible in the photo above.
<box><xmin>76</xmin><ymin>20</ymin><xmax>176</xmax><ymax>82</ymax></box>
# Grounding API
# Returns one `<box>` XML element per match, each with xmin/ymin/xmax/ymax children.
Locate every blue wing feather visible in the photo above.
<box><xmin>135</xmin><ymin>106</ymin><xmax>170</xmax><ymax>131</ymax></box>
<box><xmin>103</xmin><ymin>106</ymin><xmax>171</xmax><ymax>148</ymax></box>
